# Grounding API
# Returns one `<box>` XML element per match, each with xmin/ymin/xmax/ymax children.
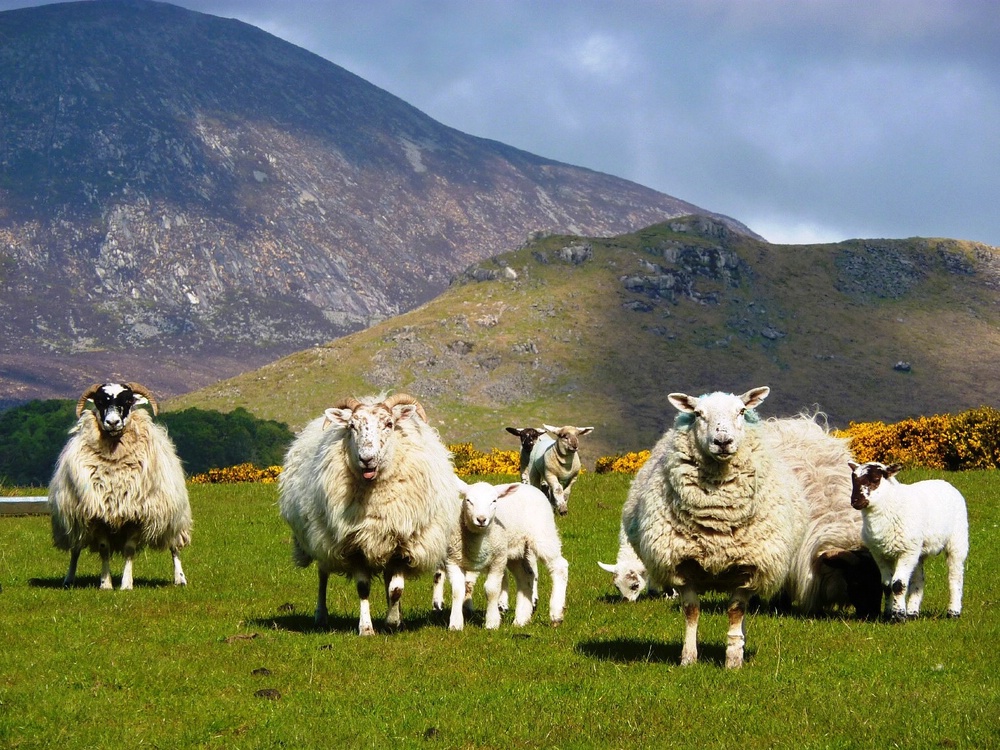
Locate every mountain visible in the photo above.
<box><xmin>0</xmin><ymin>0</ymin><xmax>754</xmax><ymax>402</ymax></box>
<box><xmin>167</xmin><ymin>217</ymin><xmax>1000</xmax><ymax>461</ymax></box>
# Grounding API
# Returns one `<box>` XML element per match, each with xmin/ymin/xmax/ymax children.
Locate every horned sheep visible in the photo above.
<box><xmin>848</xmin><ymin>461</ymin><xmax>968</xmax><ymax>620</ymax></box>
<box><xmin>527</xmin><ymin>424</ymin><xmax>593</xmax><ymax>515</ymax></box>
<box><xmin>278</xmin><ymin>393</ymin><xmax>460</xmax><ymax>635</ymax></box>
<box><xmin>444</xmin><ymin>479</ymin><xmax>568</xmax><ymax>630</ymax></box>
<box><xmin>625</xmin><ymin>387</ymin><xmax>809</xmax><ymax>668</ymax></box>
<box><xmin>48</xmin><ymin>382</ymin><xmax>192</xmax><ymax>590</ymax></box>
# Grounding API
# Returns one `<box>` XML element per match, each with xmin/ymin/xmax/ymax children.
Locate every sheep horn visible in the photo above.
<box><xmin>333</xmin><ymin>397</ymin><xmax>363</xmax><ymax>411</ymax></box>
<box><xmin>76</xmin><ymin>383</ymin><xmax>105</xmax><ymax>417</ymax></box>
<box><xmin>382</xmin><ymin>393</ymin><xmax>427</xmax><ymax>422</ymax></box>
<box><xmin>126</xmin><ymin>382</ymin><xmax>159</xmax><ymax>416</ymax></box>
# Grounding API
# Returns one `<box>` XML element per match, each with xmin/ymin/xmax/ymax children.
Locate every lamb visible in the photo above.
<box><xmin>597</xmin><ymin>490</ymin><xmax>672</xmax><ymax>601</ymax></box>
<box><xmin>848</xmin><ymin>461</ymin><xmax>969</xmax><ymax>621</ymax></box>
<box><xmin>766</xmin><ymin>415</ymin><xmax>882</xmax><ymax>618</ymax></box>
<box><xmin>48</xmin><ymin>382</ymin><xmax>192</xmax><ymax>590</ymax></box>
<box><xmin>625</xmin><ymin>387</ymin><xmax>809</xmax><ymax>668</ymax></box>
<box><xmin>527</xmin><ymin>424</ymin><xmax>593</xmax><ymax>515</ymax></box>
<box><xmin>278</xmin><ymin>393</ymin><xmax>460</xmax><ymax>635</ymax></box>
<box><xmin>505</xmin><ymin>426</ymin><xmax>545</xmax><ymax>483</ymax></box>
<box><xmin>444</xmin><ymin>479</ymin><xmax>568</xmax><ymax>630</ymax></box>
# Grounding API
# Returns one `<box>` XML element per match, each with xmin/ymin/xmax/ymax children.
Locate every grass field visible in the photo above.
<box><xmin>0</xmin><ymin>470</ymin><xmax>997</xmax><ymax>749</ymax></box>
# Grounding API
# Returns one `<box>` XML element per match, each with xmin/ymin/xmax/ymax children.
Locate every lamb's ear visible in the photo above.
<box><xmin>668</xmin><ymin>393</ymin><xmax>697</xmax><ymax>413</ymax></box>
<box><xmin>453</xmin><ymin>475</ymin><xmax>470</xmax><ymax>496</ymax></box>
<box><xmin>506</xmin><ymin>427</ymin><xmax>521</xmax><ymax>436</ymax></box>
<box><xmin>542</xmin><ymin>423</ymin><xmax>560</xmax><ymax>435</ymax></box>
<box><xmin>322</xmin><ymin>408</ymin><xmax>352</xmax><ymax>429</ymax></box>
<box><xmin>884</xmin><ymin>463</ymin><xmax>903</xmax><ymax>478</ymax></box>
<box><xmin>576</xmin><ymin>426</ymin><xmax>594</xmax><ymax>436</ymax></box>
<box><xmin>597</xmin><ymin>561</ymin><xmax>617</xmax><ymax>573</ymax></box>
<box><xmin>496</xmin><ymin>483</ymin><xmax>521</xmax><ymax>500</ymax></box>
<box><xmin>848</xmin><ymin>461</ymin><xmax>860</xmax><ymax>471</ymax></box>
<box><xmin>740</xmin><ymin>386</ymin><xmax>770</xmax><ymax>409</ymax></box>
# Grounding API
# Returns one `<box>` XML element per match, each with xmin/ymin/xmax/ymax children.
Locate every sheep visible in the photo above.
<box><xmin>505</xmin><ymin>426</ymin><xmax>545</xmax><ymax>483</ymax></box>
<box><xmin>625</xmin><ymin>387</ymin><xmax>809</xmax><ymax>668</ymax></box>
<box><xmin>597</xmin><ymin>490</ymin><xmax>673</xmax><ymax>601</ymax></box>
<box><xmin>765</xmin><ymin>415</ymin><xmax>882</xmax><ymax>618</ymax></box>
<box><xmin>848</xmin><ymin>461</ymin><xmax>969</xmax><ymax>621</ymax></box>
<box><xmin>444</xmin><ymin>479</ymin><xmax>568</xmax><ymax>630</ymax></box>
<box><xmin>527</xmin><ymin>424</ymin><xmax>593</xmax><ymax>515</ymax></box>
<box><xmin>48</xmin><ymin>382</ymin><xmax>192</xmax><ymax>590</ymax></box>
<box><xmin>278</xmin><ymin>393</ymin><xmax>460</xmax><ymax>635</ymax></box>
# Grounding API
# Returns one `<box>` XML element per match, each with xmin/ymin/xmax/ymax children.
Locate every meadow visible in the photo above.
<box><xmin>0</xmin><ymin>470</ymin><xmax>996</xmax><ymax>749</ymax></box>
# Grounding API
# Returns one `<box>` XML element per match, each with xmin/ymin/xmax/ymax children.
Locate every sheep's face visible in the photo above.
<box><xmin>87</xmin><ymin>383</ymin><xmax>149</xmax><ymax>438</ymax></box>
<box><xmin>598</xmin><ymin>561</ymin><xmax>647</xmax><ymax>601</ymax></box>
<box><xmin>669</xmin><ymin>387</ymin><xmax>769</xmax><ymax>463</ymax></box>
<box><xmin>848</xmin><ymin>461</ymin><xmax>902</xmax><ymax>509</ymax></box>
<box><xmin>459</xmin><ymin>482</ymin><xmax>499</xmax><ymax>531</ymax></box>
<box><xmin>542</xmin><ymin>424</ymin><xmax>594</xmax><ymax>455</ymax></box>
<box><xmin>506</xmin><ymin>426</ymin><xmax>544</xmax><ymax>452</ymax></box>
<box><xmin>324</xmin><ymin>402</ymin><xmax>418</xmax><ymax>481</ymax></box>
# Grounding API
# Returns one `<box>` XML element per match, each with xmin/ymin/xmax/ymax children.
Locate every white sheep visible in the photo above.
<box><xmin>848</xmin><ymin>461</ymin><xmax>969</xmax><ymax>620</ymax></box>
<box><xmin>278</xmin><ymin>393</ymin><xmax>460</xmax><ymax>635</ymax></box>
<box><xmin>49</xmin><ymin>382</ymin><xmax>192</xmax><ymax>590</ymax></box>
<box><xmin>597</xmin><ymin>490</ymin><xmax>672</xmax><ymax>601</ymax></box>
<box><xmin>443</xmin><ymin>479</ymin><xmax>568</xmax><ymax>630</ymax></box>
<box><xmin>767</xmin><ymin>415</ymin><xmax>882</xmax><ymax>618</ymax></box>
<box><xmin>527</xmin><ymin>424</ymin><xmax>593</xmax><ymax>515</ymax></box>
<box><xmin>625</xmin><ymin>387</ymin><xmax>809</xmax><ymax>668</ymax></box>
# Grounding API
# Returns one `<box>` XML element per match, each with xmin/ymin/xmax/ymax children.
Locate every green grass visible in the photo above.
<box><xmin>1</xmin><ymin>471</ymin><xmax>997</xmax><ymax>749</ymax></box>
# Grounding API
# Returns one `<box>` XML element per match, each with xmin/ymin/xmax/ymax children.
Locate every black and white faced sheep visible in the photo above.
<box><xmin>279</xmin><ymin>393</ymin><xmax>460</xmax><ymax>635</ymax></box>
<box><xmin>626</xmin><ymin>387</ymin><xmax>809</xmax><ymax>668</ymax></box>
<box><xmin>505</xmin><ymin>426</ymin><xmax>545</xmax><ymax>483</ymax></box>
<box><xmin>49</xmin><ymin>382</ymin><xmax>192</xmax><ymax>590</ymax></box>
<box><xmin>527</xmin><ymin>424</ymin><xmax>593</xmax><ymax>515</ymax></box>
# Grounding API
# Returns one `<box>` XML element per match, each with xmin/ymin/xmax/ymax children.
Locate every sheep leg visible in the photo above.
<box><xmin>889</xmin><ymin>553</ymin><xmax>920</xmax><ymax>621</ymax></box>
<box><xmin>946</xmin><ymin>548</ymin><xmax>966</xmax><ymax>618</ymax></box>
<box><xmin>431</xmin><ymin>566</ymin><xmax>446</xmax><ymax>611</ymax></box>
<box><xmin>446</xmin><ymin>563</ymin><xmax>467</xmax><ymax>631</ymax></box>
<box><xmin>905</xmin><ymin>560</ymin><xmax>925</xmax><ymax>618</ymax></box>
<box><xmin>171</xmin><ymin>547</ymin><xmax>187</xmax><ymax>586</ymax></box>
<box><xmin>725</xmin><ymin>591</ymin><xmax>750</xmax><ymax>670</ymax></box>
<box><xmin>384</xmin><ymin>572</ymin><xmax>405</xmax><ymax>630</ymax></box>
<box><xmin>98</xmin><ymin>541</ymin><xmax>114</xmax><ymax>590</ymax></box>
<box><xmin>356</xmin><ymin>574</ymin><xmax>375</xmax><ymax>636</ymax></box>
<box><xmin>314</xmin><ymin>569</ymin><xmax>330</xmax><ymax>628</ymax></box>
<box><xmin>509</xmin><ymin>558</ymin><xmax>535</xmax><ymax>627</ymax></box>
<box><xmin>63</xmin><ymin>548</ymin><xmax>81</xmax><ymax>588</ymax></box>
<box><xmin>463</xmin><ymin>571</ymin><xmax>478</xmax><ymax>621</ymax></box>
<box><xmin>120</xmin><ymin>535</ymin><xmax>139</xmax><ymax>591</ymax></box>
<box><xmin>680</xmin><ymin>586</ymin><xmax>700</xmax><ymax>666</ymax></box>
<box><xmin>483</xmin><ymin>563</ymin><xmax>507</xmax><ymax>629</ymax></box>
<box><xmin>545</xmin><ymin>555</ymin><xmax>569</xmax><ymax>626</ymax></box>
<box><xmin>498</xmin><ymin>569</ymin><xmax>510</xmax><ymax>613</ymax></box>
<box><xmin>550</xmin><ymin>482</ymin><xmax>568</xmax><ymax>516</ymax></box>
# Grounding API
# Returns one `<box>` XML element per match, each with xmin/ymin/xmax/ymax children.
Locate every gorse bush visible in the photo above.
<box><xmin>595</xmin><ymin>450</ymin><xmax>651</xmax><ymax>474</ymax></box>
<box><xmin>448</xmin><ymin>443</ymin><xmax>520</xmax><ymax>477</ymax></box>
<box><xmin>836</xmin><ymin>405</ymin><xmax>1000</xmax><ymax>470</ymax></box>
<box><xmin>189</xmin><ymin>462</ymin><xmax>283</xmax><ymax>484</ymax></box>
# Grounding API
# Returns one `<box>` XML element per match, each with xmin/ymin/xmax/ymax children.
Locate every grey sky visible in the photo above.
<box><xmin>3</xmin><ymin>0</ymin><xmax>998</xmax><ymax>245</ymax></box>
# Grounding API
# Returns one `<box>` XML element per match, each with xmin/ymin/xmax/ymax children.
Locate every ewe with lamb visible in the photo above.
<box><xmin>279</xmin><ymin>393</ymin><xmax>460</xmax><ymax>634</ymax></box>
<box><xmin>49</xmin><ymin>382</ymin><xmax>192</xmax><ymax>590</ymax></box>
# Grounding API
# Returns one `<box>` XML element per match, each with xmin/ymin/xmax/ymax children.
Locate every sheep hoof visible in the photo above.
<box><xmin>359</xmin><ymin>625</ymin><xmax>376</xmax><ymax>636</ymax></box>
<box><xmin>550</xmin><ymin>618</ymin><xmax>563</xmax><ymax>627</ymax></box>
<box><xmin>946</xmin><ymin>610</ymin><xmax>961</xmax><ymax>619</ymax></box>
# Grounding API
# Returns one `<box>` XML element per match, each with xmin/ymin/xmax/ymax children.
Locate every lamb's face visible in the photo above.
<box><xmin>460</xmin><ymin>483</ymin><xmax>499</xmax><ymax>530</ymax></box>
<box><xmin>88</xmin><ymin>383</ymin><xmax>147</xmax><ymax>438</ymax></box>
<box><xmin>848</xmin><ymin>461</ymin><xmax>897</xmax><ymax>510</ymax></box>
<box><xmin>668</xmin><ymin>387</ymin><xmax>769</xmax><ymax>463</ymax></box>
<box><xmin>542</xmin><ymin>424</ymin><xmax>594</xmax><ymax>455</ymax></box>
<box><xmin>598</xmin><ymin>561</ymin><xmax>647</xmax><ymax>601</ymax></box>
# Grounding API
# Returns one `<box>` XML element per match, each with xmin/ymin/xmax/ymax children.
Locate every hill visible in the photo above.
<box><xmin>167</xmin><ymin>217</ymin><xmax>1000</xmax><ymax>461</ymax></box>
<box><xmin>0</xmin><ymin>0</ymin><xmax>751</xmax><ymax>402</ymax></box>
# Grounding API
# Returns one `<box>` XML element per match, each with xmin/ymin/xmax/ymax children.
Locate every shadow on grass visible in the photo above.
<box><xmin>29</xmin><ymin>575</ymin><xmax>175</xmax><ymax>589</ymax></box>
<box><xmin>576</xmin><ymin>638</ymin><xmax>756</xmax><ymax>668</ymax></box>
<box><xmin>248</xmin><ymin>606</ymin><xmax>448</xmax><ymax>636</ymax></box>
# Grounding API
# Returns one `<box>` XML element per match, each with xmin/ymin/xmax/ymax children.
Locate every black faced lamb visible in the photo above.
<box><xmin>279</xmin><ymin>393</ymin><xmax>460</xmax><ymax>634</ymax></box>
<box><xmin>505</xmin><ymin>426</ymin><xmax>545</xmax><ymax>483</ymax></box>
<box><xmin>625</xmin><ymin>387</ymin><xmax>809</xmax><ymax>668</ymax></box>
<box><xmin>49</xmin><ymin>382</ymin><xmax>192</xmax><ymax>590</ymax></box>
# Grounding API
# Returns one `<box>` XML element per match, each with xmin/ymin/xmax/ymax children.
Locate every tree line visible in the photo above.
<box><xmin>0</xmin><ymin>400</ymin><xmax>294</xmax><ymax>487</ymax></box>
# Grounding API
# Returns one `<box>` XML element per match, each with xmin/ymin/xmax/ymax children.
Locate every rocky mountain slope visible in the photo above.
<box><xmin>168</xmin><ymin>218</ymin><xmax>1000</xmax><ymax>461</ymax></box>
<box><xmin>0</xmin><ymin>0</ymin><xmax>752</xmax><ymax>401</ymax></box>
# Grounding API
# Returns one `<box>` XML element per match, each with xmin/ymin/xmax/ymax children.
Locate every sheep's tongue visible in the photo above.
<box><xmin>362</xmin><ymin>469</ymin><xmax>377</xmax><ymax>480</ymax></box>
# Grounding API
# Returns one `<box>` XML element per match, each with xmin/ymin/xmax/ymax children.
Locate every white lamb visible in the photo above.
<box><xmin>597</xmin><ymin>490</ymin><xmax>672</xmax><ymax>601</ymax></box>
<box><xmin>49</xmin><ymin>382</ymin><xmax>192</xmax><ymax>590</ymax></box>
<box><xmin>626</xmin><ymin>387</ymin><xmax>809</xmax><ymax>668</ymax></box>
<box><xmin>848</xmin><ymin>461</ymin><xmax>969</xmax><ymax>621</ymax></box>
<box><xmin>444</xmin><ymin>479</ymin><xmax>569</xmax><ymax>630</ymax></box>
<box><xmin>527</xmin><ymin>424</ymin><xmax>593</xmax><ymax>515</ymax></box>
<box><xmin>278</xmin><ymin>393</ymin><xmax>460</xmax><ymax>635</ymax></box>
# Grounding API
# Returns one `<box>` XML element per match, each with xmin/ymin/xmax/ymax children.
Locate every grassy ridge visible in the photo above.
<box><xmin>0</xmin><ymin>470</ymin><xmax>996</xmax><ymax>749</ymax></box>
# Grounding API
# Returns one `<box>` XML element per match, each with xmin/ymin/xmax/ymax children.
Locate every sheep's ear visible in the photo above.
<box><xmin>496</xmin><ymin>483</ymin><xmax>520</xmax><ymax>500</ymax></box>
<box><xmin>505</xmin><ymin>427</ymin><xmax>521</xmax><ymax>436</ymax></box>
<box><xmin>453</xmin><ymin>475</ymin><xmax>470</xmax><ymax>496</ymax></box>
<box><xmin>542</xmin><ymin>423</ymin><xmax>559</xmax><ymax>435</ymax></box>
<box><xmin>322</xmin><ymin>408</ymin><xmax>351</xmax><ymax>429</ymax></box>
<box><xmin>848</xmin><ymin>461</ymin><xmax>860</xmax><ymax>471</ymax></box>
<box><xmin>668</xmin><ymin>393</ymin><xmax>697</xmax><ymax>413</ymax></box>
<box><xmin>132</xmin><ymin>394</ymin><xmax>150</xmax><ymax>410</ymax></box>
<box><xmin>597</xmin><ymin>561</ymin><xmax>617</xmax><ymax>573</ymax></box>
<box><xmin>576</xmin><ymin>426</ymin><xmax>594</xmax><ymax>436</ymax></box>
<box><xmin>740</xmin><ymin>386</ymin><xmax>770</xmax><ymax>409</ymax></box>
<box><xmin>393</xmin><ymin>404</ymin><xmax>418</xmax><ymax>422</ymax></box>
<box><xmin>884</xmin><ymin>463</ymin><xmax>903</xmax><ymax>478</ymax></box>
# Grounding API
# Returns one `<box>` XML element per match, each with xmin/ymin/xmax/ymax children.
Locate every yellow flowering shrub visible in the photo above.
<box><xmin>595</xmin><ymin>450</ymin><xmax>650</xmax><ymax>474</ymax></box>
<box><xmin>190</xmin><ymin>463</ymin><xmax>283</xmax><ymax>484</ymax></box>
<box><xmin>449</xmin><ymin>444</ymin><xmax>520</xmax><ymax>477</ymax></box>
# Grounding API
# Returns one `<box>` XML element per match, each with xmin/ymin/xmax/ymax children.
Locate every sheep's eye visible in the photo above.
<box><xmin>739</xmin><ymin>407</ymin><xmax>746</xmax><ymax>416</ymax></box>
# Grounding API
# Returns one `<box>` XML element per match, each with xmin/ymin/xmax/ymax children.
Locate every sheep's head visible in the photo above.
<box><xmin>456</xmin><ymin>479</ymin><xmax>519</xmax><ymax>532</ymax></box>
<box><xmin>77</xmin><ymin>382</ymin><xmax>157</xmax><ymax>438</ymax></box>
<box><xmin>668</xmin><ymin>387</ymin><xmax>768</xmax><ymax>463</ymax></box>
<box><xmin>848</xmin><ymin>461</ymin><xmax>902</xmax><ymax>509</ymax></box>
<box><xmin>323</xmin><ymin>394</ymin><xmax>424</xmax><ymax>481</ymax></box>
<box><xmin>542</xmin><ymin>424</ymin><xmax>594</xmax><ymax>456</ymax></box>
<box><xmin>505</xmin><ymin>426</ymin><xmax>545</xmax><ymax>452</ymax></box>
<box><xmin>597</xmin><ymin>560</ymin><xmax>647</xmax><ymax>601</ymax></box>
